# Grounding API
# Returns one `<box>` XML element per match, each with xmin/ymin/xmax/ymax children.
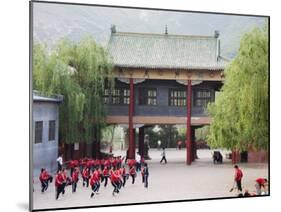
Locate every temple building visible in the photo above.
<box><xmin>105</xmin><ymin>26</ymin><xmax>228</xmax><ymax>165</ymax></box>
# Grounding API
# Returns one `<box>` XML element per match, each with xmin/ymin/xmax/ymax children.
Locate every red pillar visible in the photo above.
<box><xmin>128</xmin><ymin>78</ymin><xmax>135</xmax><ymax>159</ymax></box>
<box><xmin>232</xmin><ymin>150</ymin><xmax>240</xmax><ymax>164</ymax></box>
<box><xmin>186</xmin><ymin>80</ymin><xmax>192</xmax><ymax>165</ymax></box>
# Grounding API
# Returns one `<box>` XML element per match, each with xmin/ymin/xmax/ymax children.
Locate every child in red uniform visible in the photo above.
<box><xmin>82</xmin><ymin>167</ymin><xmax>90</xmax><ymax>187</ymax></box>
<box><xmin>71</xmin><ymin>167</ymin><xmax>79</xmax><ymax>193</ymax></box>
<box><xmin>129</xmin><ymin>165</ymin><xmax>136</xmax><ymax>184</ymax></box>
<box><xmin>39</xmin><ymin>168</ymin><xmax>51</xmax><ymax>193</ymax></box>
<box><xmin>110</xmin><ymin>168</ymin><xmax>121</xmax><ymax>196</ymax></box>
<box><xmin>120</xmin><ymin>165</ymin><xmax>128</xmax><ymax>187</ymax></box>
<box><xmin>55</xmin><ymin>170</ymin><xmax>64</xmax><ymax>200</ymax></box>
<box><xmin>61</xmin><ymin>168</ymin><xmax>68</xmax><ymax>195</ymax></box>
<box><xmin>255</xmin><ymin>178</ymin><xmax>268</xmax><ymax>195</ymax></box>
<box><xmin>89</xmin><ymin>170</ymin><xmax>99</xmax><ymax>198</ymax></box>
<box><xmin>234</xmin><ymin>165</ymin><xmax>243</xmax><ymax>193</ymax></box>
<box><xmin>92</xmin><ymin>168</ymin><xmax>101</xmax><ymax>193</ymax></box>
<box><xmin>104</xmin><ymin>158</ymin><xmax>111</xmax><ymax>169</ymax></box>
<box><xmin>102</xmin><ymin>166</ymin><xmax>109</xmax><ymax>187</ymax></box>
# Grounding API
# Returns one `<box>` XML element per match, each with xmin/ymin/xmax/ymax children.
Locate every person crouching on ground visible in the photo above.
<box><xmin>234</xmin><ymin>165</ymin><xmax>243</xmax><ymax>194</ymax></box>
<box><xmin>255</xmin><ymin>178</ymin><xmax>268</xmax><ymax>195</ymax></box>
<box><xmin>71</xmin><ymin>167</ymin><xmax>79</xmax><ymax>193</ymax></box>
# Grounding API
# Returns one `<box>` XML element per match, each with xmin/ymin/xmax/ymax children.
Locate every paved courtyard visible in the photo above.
<box><xmin>33</xmin><ymin>148</ymin><xmax>268</xmax><ymax>210</ymax></box>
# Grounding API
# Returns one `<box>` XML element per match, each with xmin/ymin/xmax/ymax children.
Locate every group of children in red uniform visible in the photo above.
<box><xmin>39</xmin><ymin>156</ymin><xmax>149</xmax><ymax>200</ymax></box>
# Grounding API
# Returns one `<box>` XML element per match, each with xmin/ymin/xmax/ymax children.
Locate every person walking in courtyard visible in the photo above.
<box><xmin>136</xmin><ymin>152</ymin><xmax>141</xmax><ymax>172</ymax></box>
<box><xmin>160</xmin><ymin>148</ymin><xmax>167</xmax><ymax>164</ymax></box>
<box><xmin>56</xmin><ymin>154</ymin><xmax>63</xmax><ymax>172</ymax></box>
<box><xmin>143</xmin><ymin>163</ymin><xmax>149</xmax><ymax>188</ymax></box>
<box><xmin>233</xmin><ymin>165</ymin><xmax>243</xmax><ymax>193</ymax></box>
<box><xmin>255</xmin><ymin>178</ymin><xmax>268</xmax><ymax>195</ymax></box>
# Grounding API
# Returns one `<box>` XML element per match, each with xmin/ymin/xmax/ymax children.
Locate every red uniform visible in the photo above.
<box><xmin>39</xmin><ymin>170</ymin><xmax>49</xmax><ymax>182</ymax></box>
<box><xmin>112</xmin><ymin>158</ymin><xmax>118</xmax><ymax>168</ymax></box>
<box><xmin>104</xmin><ymin>159</ymin><xmax>110</xmax><ymax>167</ymax></box>
<box><xmin>93</xmin><ymin>170</ymin><xmax>101</xmax><ymax>181</ymax></box>
<box><xmin>256</xmin><ymin>178</ymin><xmax>267</xmax><ymax>187</ymax></box>
<box><xmin>55</xmin><ymin>172</ymin><xmax>64</xmax><ymax>187</ymax></box>
<box><xmin>235</xmin><ymin>168</ymin><xmax>243</xmax><ymax>181</ymax></box>
<box><xmin>71</xmin><ymin>170</ymin><xmax>79</xmax><ymax>182</ymax></box>
<box><xmin>110</xmin><ymin>170</ymin><xmax>120</xmax><ymax>183</ymax></box>
<box><xmin>120</xmin><ymin>167</ymin><xmax>126</xmax><ymax>176</ymax></box>
<box><xmin>103</xmin><ymin>167</ymin><xmax>109</xmax><ymax>176</ymax></box>
<box><xmin>128</xmin><ymin>159</ymin><xmax>136</xmax><ymax>168</ymax></box>
<box><xmin>86</xmin><ymin>160</ymin><xmax>94</xmax><ymax>168</ymax></box>
<box><xmin>89</xmin><ymin>174</ymin><xmax>99</xmax><ymax>186</ymax></box>
<box><xmin>129</xmin><ymin>166</ymin><xmax>136</xmax><ymax>175</ymax></box>
<box><xmin>82</xmin><ymin>168</ymin><xmax>90</xmax><ymax>178</ymax></box>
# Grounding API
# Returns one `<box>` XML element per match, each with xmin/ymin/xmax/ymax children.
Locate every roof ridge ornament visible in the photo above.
<box><xmin>165</xmin><ymin>24</ymin><xmax>168</xmax><ymax>35</ymax></box>
<box><xmin>111</xmin><ymin>24</ymin><xmax>116</xmax><ymax>34</ymax></box>
<box><xmin>214</xmin><ymin>30</ymin><xmax>220</xmax><ymax>38</ymax></box>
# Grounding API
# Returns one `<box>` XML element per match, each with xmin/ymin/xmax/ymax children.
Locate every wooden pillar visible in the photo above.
<box><xmin>138</xmin><ymin>127</ymin><xmax>145</xmax><ymax>158</ymax></box>
<box><xmin>186</xmin><ymin>80</ymin><xmax>192</xmax><ymax>165</ymax></box>
<box><xmin>128</xmin><ymin>78</ymin><xmax>135</xmax><ymax>159</ymax></box>
<box><xmin>191</xmin><ymin>127</ymin><xmax>196</xmax><ymax>161</ymax></box>
<box><xmin>232</xmin><ymin>150</ymin><xmax>240</xmax><ymax>164</ymax></box>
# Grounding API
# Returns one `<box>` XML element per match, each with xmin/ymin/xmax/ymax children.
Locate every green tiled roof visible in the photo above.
<box><xmin>107</xmin><ymin>32</ymin><xmax>228</xmax><ymax>70</ymax></box>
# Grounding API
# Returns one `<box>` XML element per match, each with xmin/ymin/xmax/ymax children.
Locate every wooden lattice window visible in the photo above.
<box><xmin>103</xmin><ymin>88</ymin><xmax>130</xmax><ymax>105</ymax></box>
<box><xmin>169</xmin><ymin>89</ymin><xmax>186</xmax><ymax>106</ymax></box>
<box><xmin>194</xmin><ymin>89</ymin><xmax>212</xmax><ymax>107</ymax></box>
<box><xmin>139</xmin><ymin>88</ymin><xmax>157</xmax><ymax>105</ymax></box>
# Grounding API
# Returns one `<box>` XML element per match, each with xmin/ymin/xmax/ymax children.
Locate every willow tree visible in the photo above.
<box><xmin>33</xmin><ymin>37</ymin><xmax>114</xmax><ymax>158</ymax></box>
<box><xmin>207</xmin><ymin>25</ymin><xmax>268</xmax><ymax>151</ymax></box>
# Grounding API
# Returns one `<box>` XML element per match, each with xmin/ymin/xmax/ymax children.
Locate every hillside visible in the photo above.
<box><xmin>33</xmin><ymin>2</ymin><xmax>266</xmax><ymax>58</ymax></box>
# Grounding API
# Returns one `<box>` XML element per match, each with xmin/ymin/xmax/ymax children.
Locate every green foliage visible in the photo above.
<box><xmin>195</xmin><ymin>126</ymin><xmax>209</xmax><ymax>141</ymax></box>
<box><xmin>33</xmin><ymin>37</ymin><xmax>114</xmax><ymax>144</ymax></box>
<box><xmin>145</xmin><ymin>125</ymin><xmax>180</xmax><ymax>148</ymax></box>
<box><xmin>207</xmin><ymin>25</ymin><xmax>268</xmax><ymax>151</ymax></box>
